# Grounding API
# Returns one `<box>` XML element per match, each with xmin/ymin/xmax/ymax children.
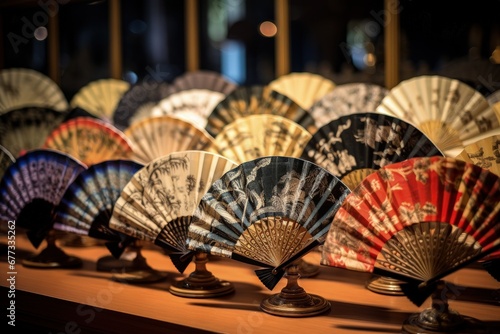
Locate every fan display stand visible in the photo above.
<box><xmin>58</xmin><ymin>234</ymin><xmax>103</xmax><ymax>247</ymax></box>
<box><xmin>402</xmin><ymin>280</ymin><xmax>489</xmax><ymax>334</ymax></box>
<box><xmin>169</xmin><ymin>252</ymin><xmax>234</xmax><ymax>298</ymax></box>
<box><xmin>366</xmin><ymin>275</ymin><xmax>404</xmax><ymax>296</ymax></box>
<box><xmin>110</xmin><ymin>241</ymin><xmax>167</xmax><ymax>284</ymax></box>
<box><xmin>22</xmin><ymin>230</ymin><xmax>82</xmax><ymax>269</ymax></box>
<box><xmin>296</xmin><ymin>258</ymin><xmax>320</xmax><ymax>278</ymax></box>
<box><xmin>260</xmin><ymin>263</ymin><xmax>330</xmax><ymax>317</ymax></box>
<box><xmin>96</xmin><ymin>251</ymin><xmax>136</xmax><ymax>273</ymax></box>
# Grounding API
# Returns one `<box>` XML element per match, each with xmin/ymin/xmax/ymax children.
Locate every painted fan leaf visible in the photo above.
<box><xmin>43</xmin><ymin>117</ymin><xmax>133</xmax><ymax>165</ymax></box>
<box><xmin>456</xmin><ymin>134</ymin><xmax>500</xmax><ymax>177</ymax></box>
<box><xmin>205</xmin><ymin>85</ymin><xmax>316</xmax><ymax>137</ymax></box>
<box><xmin>0</xmin><ymin>149</ymin><xmax>86</xmax><ymax>248</ymax></box>
<box><xmin>53</xmin><ymin>159</ymin><xmax>144</xmax><ymax>257</ymax></box>
<box><xmin>215</xmin><ymin>114</ymin><xmax>312</xmax><ymax>164</ymax></box>
<box><xmin>309</xmin><ymin>83</ymin><xmax>389</xmax><ymax>128</ymax></box>
<box><xmin>0</xmin><ymin>106</ymin><xmax>66</xmax><ymax>157</ymax></box>
<box><xmin>375</xmin><ymin>75</ymin><xmax>500</xmax><ymax>156</ymax></box>
<box><xmin>109</xmin><ymin>151</ymin><xmax>238</xmax><ymax>273</ymax></box>
<box><xmin>187</xmin><ymin>156</ymin><xmax>350</xmax><ymax>290</ymax></box>
<box><xmin>70</xmin><ymin>78</ymin><xmax>130</xmax><ymax>122</ymax></box>
<box><xmin>300</xmin><ymin>112</ymin><xmax>444</xmax><ymax>190</ymax></box>
<box><xmin>268</xmin><ymin>72</ymin><xmax>336</xmax><ymax>110</ymax></box>
<box><xmin>321</xmin><ymin>156</ymin><xmax>500</xmax><ymax>291</ymax></box>
<box><xmin>0</xmin><ymin>67</ymin><xmax>68</xmax><ymax>113</ymax></box>
<box><xmin>172</xmin><ymin>70</ymin><xmax>238</xmax><ymax>95</ymax></box>
<box><xmin>112</xmin><ymin>80</ymin><xmax>173</xmax><ymax>131</ymax></box>
<box><xmin>0</xmin><ymin>145</ymin><xmax>15</xmax><ymax>181</ymax></box>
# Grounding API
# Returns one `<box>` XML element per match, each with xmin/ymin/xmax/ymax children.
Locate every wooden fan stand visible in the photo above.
<box><xmin>366</xmin><ymin>274</ymin><xmax>405</xmax><ymax>295</ymax></box>
<box><xmin>22</xmin><ymin>230</ymin><xmax>83</xmax><ymax>269</ymax></box>
<box><xmin>110</xmin><ymin>240</ymin><xmax>167</xmax><ymax>284</ymax></box>
<box><xmin>260</xmin><ymin>263</ymin><xmax>330</xmax><ymax>317</ymax></box>
<box><xmin>402</xmin><ymin>280</ymin><xmax>489</xmax><ymax>334</ymax></box>
<box><xmin>169</xmin><ymin>252</ymin><xmax>234</xmax><ymax>298</ymax></box>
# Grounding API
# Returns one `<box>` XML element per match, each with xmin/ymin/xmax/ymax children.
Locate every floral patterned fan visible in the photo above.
<box><xmin>171</xmin><ymin>70</ymin><xmax>237</xmax><ymax>96</ymax></box>
<box><xmin>214</xmin><ymin>114</ymin><xmax>312</xmax><ymax>164</ymax></box>
<box><xmin>300</xmin><ymin>112</ymin><xmax>444</xmax><ymax>190</ymax></box>
<box><xmin>187</xmin><ymin>156</ymin><xmax>350</xmax><ymax>316</ymax></box>
<box><xmin>309</xmin><ymin>82</ymin><xmax>389</xmax><ymax>128</ymax></box>
<box><xmin>205</xmin><ymin>85</ymin><xmax>316</xmax><ymax>137</ymax></box>
<box><xmin>0</xmin><ymin>145</ymin><xmax>15</xmax><ymax>181</ymax></box>
<box><xmin>0</xmin><ymin>107</ymin><xmax>66</xmax><ymax>158</ymax></box>
<box><xmin>321</xmin><ymin>156</ymin><xmax>500</xmax><ymax>331</ymax></box>
<box><xmin>70</xmin><ymin>78</ymin><xmax>130</xmax><ymax>122</ymax></box>
<box><xmin>124</xmin><ymin>115</ymin><xmax>218</xmax><ymax>164</ymax></box>
<box><xmin>375</xmin><ymin>75</ymin><xmax>500</xmax><ymax>156</ymax></box>
<box><xmin>147</xmin><ymin>89</ymin><xmax>226</xmax><ymax>129</ymax></box>
<box><xmin>112</xmin><ymin>80</ymin><xmax>173</xmax><ymax>131</ymax></box>
<box><xmin>43</xmin><ymin>117</ymin><xmax>133</xmax><ymax>166</ymax></box>
<box><xmin>0</xmin><ymin>149</ymin><xmax>86</xmax><ymax>268</ymax></box>
<box><xmin>109</xmin><ymin>151</ymin><xmax>237</xmax><ymax>278</ymax></box>
<box><xmin>0</xmin><ymin>68</ymin><xmax>68</xmax><ymax>113</ymax></box>
<box><xmin>267</xmin><ymin>72</ymin><xmax>336</xmax><ymax>110</ymax></box>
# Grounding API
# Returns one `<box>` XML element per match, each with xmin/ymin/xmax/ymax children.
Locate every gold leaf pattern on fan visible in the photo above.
<box><xmin>214</xmin><ymin>114</ymin><xmax>312</xmax><ymax>163</ymax></box>
<box><xmin>0</xmin><ymin>68</ymin><xmax>69</xmax><ymax>113</ymax></box>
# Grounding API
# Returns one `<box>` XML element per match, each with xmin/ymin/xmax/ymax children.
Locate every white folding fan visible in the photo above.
<box><xmin>70</xmin><ymin>78</ymin><xmax>130</xmax><ymax>122</ymax></box>
<box><xmin>375</xmin><ymin>75</ymin><xmax>500</xmax><ymax>156</ymax></box>
<box><xmin>0</xmin><ymin>68</ymin><xmax>69</xmax><ymax>113</ymax></box>
<box><xmin>321</xmin><ymin>156</ymin><xmax>500</xmax><ymax>332</ymax></box>
<box><xmin>309</xmin><ymin>82</ymin><xmax>389</xmax><ymax>128</ymax></box>
<box><xmin>110</xmin><ymin>150</ymin><xmax>238</xmax><ymax>297</ymax></box>
<box><xmin>124</xmin><ymin>115</ymin><xmax>218</xmax><ymax>164</ymax></box>
<box><xmin>187</xmin><ymin>156</ymin><xmax>350</xmax><ymax>316</ymax></box>
<box><xmin>214</xmin><ymin>114</ymin><xmax>312</xmax><ymax>164</ymax></box>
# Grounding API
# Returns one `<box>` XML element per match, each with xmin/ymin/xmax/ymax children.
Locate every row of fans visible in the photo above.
<box><xmin>1</xmin><ymin>68</ymin><xmax>500</xmax><ymax>159</ymax></box>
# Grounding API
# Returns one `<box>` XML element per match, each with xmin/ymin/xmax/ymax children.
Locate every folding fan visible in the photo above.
<box><xmin>487</xmin><ymin>90</ymin><xmax>500</xmax><ymax>107</ymax></box>
<box><xmin>187</xmin><ymin>156</ymin><xmax>350</xmax><ymax>316</ymax></box>
<box><xmin>110</xmin><ymin>150</ymin><xmax>238</xmax><ymax>296</ymax></box>
<box><xmin>0</xmin><ymin>145</ymin><xmax>15</xmax><ymax>181</ymax></box>
<box><xmin>321</xmin><ymin>156</ymin><xmax>500</xmax><ymax>332</ymax></box>
<box><xmin>214</xmin><ymin>114</ymin><xmax>312</xmax><ymax>164</ymax></box>
<box><xmin>300</xmin><ymin>112</ymin><xmax>444</xmax><ymax>191</ymax></box>
<box><xmin>205</xmin><ymin>85</ymin><xmax>317</xmax><ymax>137</ymax></box>
<box><xmin>124</xmin><ymin>115</ymin><xmax>218</xmax><ymax>164</ymax></box>
<box><xmin>0</xmin><ymin>149</ymin><xmax>86</xmax><ymax>267</ymax></box>
<box><xmin>112</xmin><ymin>80</ymin><xmax>173</xmax><ymax>131</ymax></box>
<box><xmin>267</xmin><ymin>72</ymin><xmax>336</xmax><ymax>110</ymax></box>
<box><xmin>147</xmin><ymin>89</ymin><xmax>226</xmax><ymax>129</ymax></box>
<box><xmin>0</xmin><ymin>68</ymin><xmax>69</xmax><ymax>113</ymax></box>
<box><xmin>171</xmin><ymin>70</ymin><xmax>238</xmax><ymax>96</ymax></box>
<box><xmin>43</xmin><ymin>117</ymin><xmax>133</xmax><ymax>166</ymax></box>
<box><xmin>309</xmin><ymin>82</ymin><xmax>389</xmax><ymax>128</ymax></box>
<box><xmin>0</xmin><ymin>106</ymin><xmax>66</xmax><ymax>157</ymax></box>
<box><xmin>70</xmin><ymin>78</ymin><xmax>130</xmax><ymax>122</ymax></box>
<box><xmin>375</xmin><ymin>75</ymin><xmax>500</xmax><ymax>156</ymax></box>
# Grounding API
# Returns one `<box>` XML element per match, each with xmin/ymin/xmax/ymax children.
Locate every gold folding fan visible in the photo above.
<box><xmin>456</xmin><ymin>134</ymin><xmax>500</xmax><ymax>176</ymax></box>
<box><xmin>148</xmin><ymin>89</ymin><xmax>226</xmax><ymax>129</ymax></box>
<box><xmin>214</xmin><ymin>114</ymin><xmax>312</xmax><ymax>164</ymax></box>
<box><xmin>0</xmin><ymin>68</ymin><xmax>69</xmax><ymax>113</ymax></box>
<box><xmin>309</xmin><ymin>82</ymin><xmax>389</xmax><ymax>128</ymax></box>
<box><xmin>267</xmin><ymin>72</ymin><xmax>336</xmax><ymax>110</ymax></box>
<box><xmin>321</xmin><ymin>156</ymin><xmax>500</xmax><ymax>332</ymax></box>
<box><xmin>375</xmin><ymin>75</ymin><xmax>500</xmax><ymax>156</ymax></box>
<box><xmin>70</xmin><ymin>78</ymin><xmax>130</xmax><ymax>122</ymax></box>
<box><xmin>0</xmin><ymin>106</ymin><xmax>66</xmax><ymax>157</ymax></box>
<box><xmin>205</xmin><ymin>85</ymin><xmax>316</xmax><ymax>137</ymax></box>
<box><xmin>124</xmin><ymin>115</ymin><xmax>218</xmax><ymax>164</ymax></box>
<box><xmin>43</xmin><ymin>117</ymin><xmax>133</xmax><ymax>166</ymax></box>
<box><xmin>109</xmin><ymin>150</ymin><xmax>238</xmax><ymax>297</ymax></box>
<box><xmin>187</xmin><ymin>156</ymin><xmax>350</xmax><ymax>316</ymax></box>
<box><xmin>172</xmin><ymin>70</ymin><xmax>238</xmax><ymax>96</ymax></box>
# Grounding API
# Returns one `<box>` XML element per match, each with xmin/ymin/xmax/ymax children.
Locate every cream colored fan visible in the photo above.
<box><xmin>214</xmin><ymin>114</ymin><xmax>312</xmax><ymax>163</ymax></box>
<box><xmin>172</xmin><ymin>70</ymin><xmax>237</xmax><ymax>95</ymax></box>
<box><xmin>268</xmin><ymin>72</ymin><xmax>336</xmax><ymax>110</ymax></box>
<box><xmin>456</xmin><ymin>134</ymin><xmax>500</xmax><ymax>176</ymax></box>
<box><xmin>70</xmin><ymin>79</ymin><xmax>130</xmax><ymax>122</ymax></box>
<box><xmin>148</xmin><ymin>89</ymin><xmax>225</xmax><ymax>128</ymax></box>
<box><xmin>0</xmin><ymin>145</ymin><xmax>15</xmax><ymax>181</ymax></box>
<box><xmin>375</xmin><ymin>75</ymin><xmax>500</xmax><ymax>156</ymax></box>
<box><xmin>0</xmin><ymin>68</ymin><xmax>68</xmax><ymax>113</ymax></box>
<box><xmin>124</xmin><ymin>115</ymin><xmax>218</xmax><ymax>164</ymax></box>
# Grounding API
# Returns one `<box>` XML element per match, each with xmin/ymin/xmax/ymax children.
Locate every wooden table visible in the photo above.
<box><xmin>1</xmin><ymin>234</ymin><xmax>499</xmax><ymax>333</ymax></box>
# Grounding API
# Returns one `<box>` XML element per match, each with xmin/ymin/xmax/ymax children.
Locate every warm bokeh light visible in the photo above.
<box><xmin>34</xmin><ymin>27</ymin><xmax>48</xmax><ymax>41</ymax></box>
<box><xmin>259</xmin><ymin>21</ymin><xmax>277</xmax><ymax>37</ymax></box>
